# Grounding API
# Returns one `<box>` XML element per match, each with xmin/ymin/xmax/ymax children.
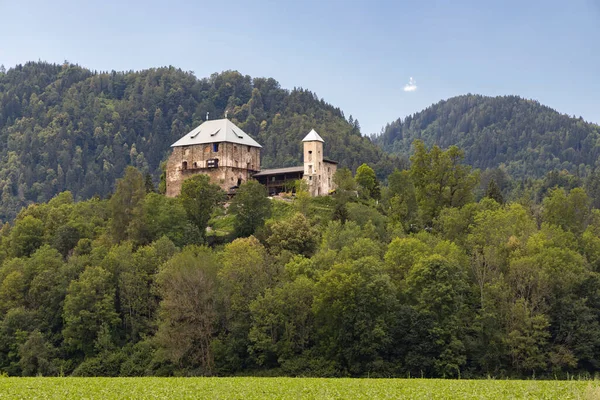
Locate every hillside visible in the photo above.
<box><xmin>375</xmin><ymin>94</ymin><xmax>600</xmax><ymax>179</ymax></box>
<box><xmin>0</xmin><ymin>62</ymin><xmax>397</xmax><ymax>220</ymax></box>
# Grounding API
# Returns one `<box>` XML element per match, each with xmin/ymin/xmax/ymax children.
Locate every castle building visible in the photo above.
<box><xmin>165</xmin><ymin>119</ymin><xmax>337</xmax><ymax>197</ymax></box>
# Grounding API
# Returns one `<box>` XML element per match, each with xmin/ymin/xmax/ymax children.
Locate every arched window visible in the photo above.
<box><xmin>182</xmin><ymin>161</ymin><xmax>188</xmax><ymax>170</ymax></box>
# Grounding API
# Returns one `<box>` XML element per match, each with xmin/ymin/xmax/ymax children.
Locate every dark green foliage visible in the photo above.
<box><xmin>486</xmin><ymin>179</ymin><xmax>504</xmax><ymax>204</ymax></box>
<box><xmin>377</xmin><ymin>94</ymin><xmax>600</xmax><ymax>180</ymax></box>
<box><xmin>109</xmin><ymin>167</ymin><xmax>146</xmax><ymax>243</ymax></box>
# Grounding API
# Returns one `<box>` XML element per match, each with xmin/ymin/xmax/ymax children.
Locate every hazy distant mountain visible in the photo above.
<box><xmin>375</xmin><ymin>94</ymin><xmax>600</xmax><ymax>179</ymax></box>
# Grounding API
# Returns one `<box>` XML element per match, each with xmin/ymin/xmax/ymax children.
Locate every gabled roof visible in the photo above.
<box><xmin>171</xmin><ymin>119</ymin><xmax>262</xmax><ymax>148</ymax></box>
<box><xmin>302</xmin><ymin>129</ymin><xmax>324</xmax><ymax>143</ymax></box>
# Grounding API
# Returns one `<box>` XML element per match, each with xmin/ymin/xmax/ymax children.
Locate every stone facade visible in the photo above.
<box><xmin>166</xmin><ymin>142</ymin><xmax>260</xmax><ymax>197</ymax></box>
<box><xmin>303</xmin><ymin>140</ymin><xmax>337</xmax><ymax>196</ymax></box>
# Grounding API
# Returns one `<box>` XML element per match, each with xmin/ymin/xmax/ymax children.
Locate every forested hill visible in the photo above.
<box><xmin>375</xmin><ymin>94</ymin><xmax>600</xmax><ymax>179</ymax></box>
<box><xmin>0</xmin><ymin>62</ymin><xmax>396</xmax><ymax>220</ymax></box>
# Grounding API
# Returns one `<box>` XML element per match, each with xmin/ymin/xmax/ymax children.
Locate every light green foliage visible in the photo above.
<box><xmin>62</xmin><ymin>266</ymin><xmax>119</xmax><ymax>356</ymax></box>
<box><xmin>385</xmin><ymin>168</ymin><xmax>418</xmax><ymax>230</ymax></box>
<box><xmin>229</xmin><ymin>181</ymin><xmax>271</xmax><ymax>237</ymax></box>
<box><xmin>8</xmin><ymin>216</ymin><xmax>44</xmax><ymax>258</ymax></box>
<box><xmin>542</xmin><ymin>187</ymin><xmax>591</xmax><ymax>236</ymax></box>
<box><xmin>355</xmin><ymin>163</ymin><xmax>380</xmax><ymax>200</ymax></box>
<box><xmin>180</xmin><ymin>174</ymin><xmax>225</xmax><ymax>241</ymax></box>
<box><xmin>410</xmin><ymin>140</ymin><xmax>478</xmax><ymax>225</ymax></box>
<box><xmin>143</xmin><ymin>193</ymin><xmax>190</xmax><ymax>247</ymax></box>
<box><xmin>264</xmin><ymin>213</ymin><xmax>318</xmax><ymax>258</ymax></box>
<box><xmin>331</xmin><ymin>168</ymin><xmax>356</xmax><ymax>223</ymax></box>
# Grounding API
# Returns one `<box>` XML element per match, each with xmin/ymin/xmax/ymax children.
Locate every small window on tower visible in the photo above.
<box><xmin>308</xmin><ymin>150</ymin><xmax>312</xmax><ymax>162</ymax></box>
<box><xmin>213</xmin><ymin>143</ymin><xmax>219</xmax><ymax>152</ymax></box>
<box><xmin>247</xmin><ymin>146</ymin><xmax>251</xmax><ymax>152</ymax></box>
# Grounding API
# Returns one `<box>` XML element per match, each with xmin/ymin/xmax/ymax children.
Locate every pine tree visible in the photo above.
<box><xmin>486</xmin><ymin>179</ymin><xmax>504</xmax><ymax>204</ymax></box>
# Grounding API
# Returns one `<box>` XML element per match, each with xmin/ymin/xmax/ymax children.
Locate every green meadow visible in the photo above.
<box><xmin>0</xmin><ymin>377</ymin><xmax>598</xmax><ymax>399</ymax></box>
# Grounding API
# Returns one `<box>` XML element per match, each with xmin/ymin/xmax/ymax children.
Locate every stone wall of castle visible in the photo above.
<box><xmin>166</xmin><ymin>142</ymin><xmax>260</xmax><ymax>197</ymax></box>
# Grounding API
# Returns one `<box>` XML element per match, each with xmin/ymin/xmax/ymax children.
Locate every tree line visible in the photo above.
<box><xmin>1</xmin><ymin>141</ymin><xmax>600</xmax><ymax>378</ymax></box>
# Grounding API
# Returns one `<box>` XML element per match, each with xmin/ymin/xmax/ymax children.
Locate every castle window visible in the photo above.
<box><xmin>247</xmin><ymin>146</ymin><xmax>251</xmax><ymax>152</ymax></box>
<box><xmin>308</xmin><ymin>150</ymin><xmax>312</xmax><ymax>162</ymax></box>
<box><xmin>207</xmin><ymin>158</ymin><xmax>219</xmax><ymax>168</ymax></box>
<box><xmin>308</xmin><ymin>165</ymin><xmax>313</xmax><ymax>174</ymax></box>
<box><xmin>182</xmin><ymin>161</ymin><xmax>188</xmax><ymax>170</ymax></box>
<box><xmin>234</xmin><ymin>145</ymin><xmax>237</xmax><ymax>151</ymax></box>
<box><xmin>184</xmin><ymin>148</ymin><xmax>190</xmax><ymax>156</ymax></box>
<box><xmin>192</xmin><ymin>162</ymin><xmax>198</xmax><ymax>168</ymax></box>
<box><xmin>309</xmin><ymin>176</ymin><xmax>312</xmax><ymax>181</ymax></box>
<box><xmin>213</xmin><ymin>143</ymin><xmax>219</xmax><ymax>152</ymax></box>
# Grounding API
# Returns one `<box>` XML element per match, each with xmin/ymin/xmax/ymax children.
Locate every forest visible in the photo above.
<box><xmin>2</xmin><ymin>140</ymin><xmax>600</xmax><ymax>379</ymax></box>
<box><xmin>375</xmin><ymin>94</ymin><xmax>600</xmax><ymax>180</ymax></box>
<box><xmin>0</xmin><ymin>62</ymin><xmax>397</xmax><ymax>221</ymax></box>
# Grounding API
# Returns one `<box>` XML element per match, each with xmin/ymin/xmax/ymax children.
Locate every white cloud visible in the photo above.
<box><xmin>404</xmin><ymin>77</ymin><xmax>417</xmax><ymax>92</ymax></box>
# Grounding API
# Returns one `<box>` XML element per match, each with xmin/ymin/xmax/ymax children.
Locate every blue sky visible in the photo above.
<box><xmin>1</xmin><ymin>0</ymin><xmax>599</xmax><ymax>134</ymax></box>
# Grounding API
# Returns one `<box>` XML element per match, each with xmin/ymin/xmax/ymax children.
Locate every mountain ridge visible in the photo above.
<box><xmin>0</xmin><ymin>61</ymin><xmax>398</xmax><ymax>220</ymax></box>
<box><xmin>375</xmin><ymin>94</ymin><xmax>600</xmax><ymax>179</ymax></box>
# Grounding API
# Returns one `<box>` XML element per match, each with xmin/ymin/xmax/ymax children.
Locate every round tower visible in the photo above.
<box><xmin>302</xmin><ymin>129</ymin><xmax>325</xmax><ymax>196</ymax></box>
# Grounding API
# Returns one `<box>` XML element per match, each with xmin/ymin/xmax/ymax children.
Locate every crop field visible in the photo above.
<box><xmin>0</xmin><ymin>377</ymin><xmax>598</xmax><ymax>399</ymax></box>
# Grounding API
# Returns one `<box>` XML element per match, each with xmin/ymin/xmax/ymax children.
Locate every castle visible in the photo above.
<box><xmin>165</xmin><ymin>118</ymin><xmax>337</xmax><ymax>197</ymax></box>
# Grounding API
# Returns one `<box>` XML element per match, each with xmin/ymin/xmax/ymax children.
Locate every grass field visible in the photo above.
<box><xmin>0</xmin><ymin>377</ymin><xmax>599</xmax><ymax>399</ymax></box>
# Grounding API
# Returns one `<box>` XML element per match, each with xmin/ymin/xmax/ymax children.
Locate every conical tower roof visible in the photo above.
<box><xmin>302</xmin><ymin>129</ymin><xmax>324</xmax><ymax>143</ymax></box>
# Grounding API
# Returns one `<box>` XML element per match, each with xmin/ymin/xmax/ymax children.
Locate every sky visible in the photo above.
<box><xmin>1</xmin><ymin>0</ymin><xmax>599</xmax><ymax>135</ymax></box>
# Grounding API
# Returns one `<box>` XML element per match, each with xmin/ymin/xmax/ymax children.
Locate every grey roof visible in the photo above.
<box><xmin>253</xmin><ymin>166</ymin><xmax>304</xmax><ymax>177</ymax></box>
<box><xmin>302</xmin><ymin>129</ymin><xmax>324</xmax><ymax>143</ymax></box>
<box><xmin>171</xmin><ymin>119</ymin><xmax>262</xmax><ymax>148</ymax></box>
